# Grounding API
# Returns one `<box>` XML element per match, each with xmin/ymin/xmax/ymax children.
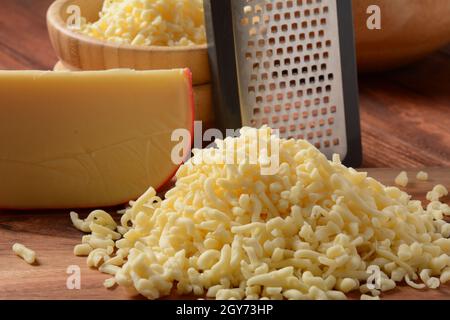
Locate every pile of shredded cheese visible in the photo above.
<box><xmin>71</xmin><ymin>127</ymin><xmax>450</xmax><ymax>300</ymax></box>
<box><xmin>77</xmin><ymin>0</ymin><xmax>206</xmax><ymax>46</ymax></box>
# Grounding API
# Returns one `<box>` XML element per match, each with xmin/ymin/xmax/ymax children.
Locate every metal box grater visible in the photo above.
<box><xmin>204</xmin><ymin>0</ymin><xmax>362</xmax><ymax>167</ymax></box>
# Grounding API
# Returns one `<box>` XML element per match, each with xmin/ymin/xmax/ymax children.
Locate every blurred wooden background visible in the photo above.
<box><xmin>1</xmin><ymin>0</ymin><xmax>449</xmax><ymax>168</ymax></box>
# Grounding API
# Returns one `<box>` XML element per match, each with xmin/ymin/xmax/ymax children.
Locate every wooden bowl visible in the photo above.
<box><xmin>47</xmin><ymin>0</ymin><xmax>210</xmax><ymax>85</ymax></box>
<box><xmin>353</xmin><ymin>0</ymin><xmax>450</xmax><ymax>72</ymax></box>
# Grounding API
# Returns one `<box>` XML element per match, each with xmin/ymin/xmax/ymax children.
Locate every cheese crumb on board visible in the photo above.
<box><xmin>427</xmin><ymin>185</ymin><xmax>449</xmax><ymax>202</ymax></box>
<box><xmin>104</xmin><ymin>278</ymin><xmax>117</xmax><ymax>289</ymax></box>
<box><xmin>77</xmin><ymin>0</ymin><xmax>206</xmax><ymax>47</ymax></box>
<box><xmin>416</xmin><ymin>171</ymin><xmax>429</xmax><ymax>181</ymax></box>
<box><xmin>12</xmin><ymin>243</ymin><xmax>36</xmax><ymax>265</ymax></box>
<box><xmin>72</xmin><ymin>127</ymin><xmax>450</xmax><ymax>300</ymax></box>
<box><xmin>394</xmin><ymin>171</ymin><xmax>408</xmax><ymax>187</ymax></box>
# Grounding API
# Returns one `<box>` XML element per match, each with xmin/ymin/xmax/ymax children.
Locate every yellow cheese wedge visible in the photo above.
<box><xmin>54</xmin><ymin>61</ymin><xmax>215</xmax><ymax>128</ymax></box>
<box><xmin>0</xmin><ymin>69</ymin><xmax>194</xmax><ymax>209</ymax></box>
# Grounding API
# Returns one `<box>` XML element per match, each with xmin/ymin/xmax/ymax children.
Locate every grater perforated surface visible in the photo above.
<box><xmin>231</xmin><ymin>0</ymin><xmax>348</xmax><ymax>159</ymax></box>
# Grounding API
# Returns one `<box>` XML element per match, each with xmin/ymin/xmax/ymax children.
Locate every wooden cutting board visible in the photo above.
<box><xmin>1</xmin><ymin>168</ymin><xmax>449</xmax><ymax>300</ymax></box>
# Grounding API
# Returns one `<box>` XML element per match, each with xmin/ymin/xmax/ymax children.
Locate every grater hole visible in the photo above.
<box><xmin>243</xmin><ymin>5</ymin><xmax>252</xmax><ymax>14</ymax></box>
<box><xmin>328</xmin><ymin>117</ymin><xmax>335</xmax><ymax>125</ymax></box>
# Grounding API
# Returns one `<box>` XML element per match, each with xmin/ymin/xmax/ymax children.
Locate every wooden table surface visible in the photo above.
<box><xmin>1</xmin><ymin>0</ymin><xmax>449</xmax><ymax>169</ymax></box>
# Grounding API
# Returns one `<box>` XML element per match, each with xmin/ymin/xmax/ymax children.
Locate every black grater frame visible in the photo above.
<box><xmin>204</xmin><ymin>0</ymin><xmax>362</xmax><ymax>168</ymax></box>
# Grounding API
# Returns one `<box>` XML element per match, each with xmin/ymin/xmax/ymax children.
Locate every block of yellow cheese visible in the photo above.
<box><xmin>0</xmin><ymin>69</ymin><xmax>194</xmax><ymax>209</ymax></box>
